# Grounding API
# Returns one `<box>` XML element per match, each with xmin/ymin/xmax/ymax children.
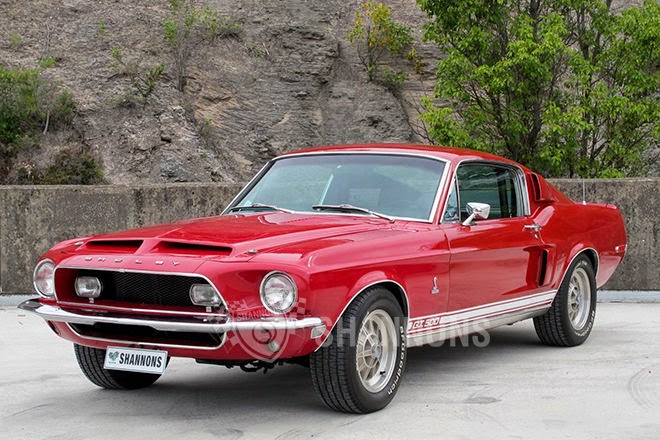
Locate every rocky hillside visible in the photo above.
<box><xmin>0</xmin><ymin>0</ymin><xmax>441</xmax><ymax>184</ymax></box>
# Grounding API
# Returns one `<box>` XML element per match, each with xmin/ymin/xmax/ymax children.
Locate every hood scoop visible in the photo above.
<box><xmin>155</xmin><ymin>241</ymin><xmax>232</xmax><ymax>256</ymax></box>
<box><xmin>83</xmin><ymin>240</ymin><xmax>143</xmax><ymax>253</ymax></box>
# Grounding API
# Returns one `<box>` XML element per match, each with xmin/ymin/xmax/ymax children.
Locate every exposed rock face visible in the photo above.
<box><xmin>0</xmin><ymin>0</ymin><xmax>437</xmax><ymax>184</ymax></box>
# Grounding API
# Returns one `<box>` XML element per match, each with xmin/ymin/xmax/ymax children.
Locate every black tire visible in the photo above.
<box><xmin>74</xmin><ymin>344</ymin><xmax>164</xmax><ymax>390</ymax></box>
<box><xmin>310</xmin><ymin>288</ymin><xmax>406</xmax><ymax>413</ymax></box>
<box><xmin>534</xmin><ymin>255</ymin><xmax>597</xmax><ymax>346</ymax></box>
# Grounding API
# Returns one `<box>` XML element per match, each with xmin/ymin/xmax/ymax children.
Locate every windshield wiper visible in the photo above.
<box><xmin>312</xmin><ymin>204</ymin><xmax>394</xmax><ymax>222</ymax></box>
<box><xmin>227</xmin><ymin>203</ymin><xmax>293</xmax><ymax>214</ymax></box>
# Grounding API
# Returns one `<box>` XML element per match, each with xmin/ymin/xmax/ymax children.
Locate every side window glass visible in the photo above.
<box><xmin>456</xmin><ymin>164</ymin><xmax>522</xmax><ymax>221</ymax></box>
<box><xmin>442</xmin><ymin>177</ymin><xmax>459</xmax><ymax>223</ymax></box>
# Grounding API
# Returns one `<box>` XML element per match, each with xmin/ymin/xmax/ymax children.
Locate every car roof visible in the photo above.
<box><xmin>280</xmin><ymin>143</ymin><xmax>525</xmax><ymax>168</ymax></box>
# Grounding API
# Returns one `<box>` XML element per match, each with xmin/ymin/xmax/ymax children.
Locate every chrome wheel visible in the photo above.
<box><xmin>311</xmin><ymin>288</ymin><xmax>406</xmax><ymax>412</ymax></box>
<box><xmin>567</xmin><ymin>266</ymin><xmax>591</xmax><ymax>330</ymax></box>
<box><xmin>356</xmin><ymin>309</ymin><xmax>397</xmax><ymax>393</ymax></box>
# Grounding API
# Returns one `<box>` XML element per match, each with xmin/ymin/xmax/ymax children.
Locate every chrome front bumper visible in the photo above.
<box><xmin>19</xmin><ymin>299</ymin><xmax>326</xmax><ymax>335</ymax></box>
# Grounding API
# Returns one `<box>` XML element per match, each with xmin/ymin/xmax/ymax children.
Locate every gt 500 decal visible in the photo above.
<box><xmin>409</xmin><ymin>316</ymin><xmax>441</xmax><ymax>330</ymax></box>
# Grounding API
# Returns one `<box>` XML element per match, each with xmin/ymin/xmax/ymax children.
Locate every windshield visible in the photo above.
<box><xmin>229</xmin><ymin>154</ymin><xmax>446</xmax><ymax>221</ymax></box>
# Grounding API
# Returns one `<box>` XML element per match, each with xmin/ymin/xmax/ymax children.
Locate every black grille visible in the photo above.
<box><xmin>70</xmin><ymin>323</ymin><xmax>224</xmax><ymax>348</ymax></box>
<box><xmin>79</xmin><ymin>270</ymin><xmax>209</xmax><ymax>307</ymax></box>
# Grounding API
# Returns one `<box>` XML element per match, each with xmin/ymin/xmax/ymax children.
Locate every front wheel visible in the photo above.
<box><xmin>310</xmin><ymin>288</ymin><xmax>407</xmax><ymax>413</ymax></box>
<box><xmin>74</xmin><ymin>344</ymin><xmax>164</xmax><ymax>390</ymax></box>
<box><xmin>534</xmin><ymin>255</ymin><xmax>597</xmax><ymax>346</ymax></box>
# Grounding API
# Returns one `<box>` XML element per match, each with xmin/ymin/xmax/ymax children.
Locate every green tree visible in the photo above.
<box><xmin>418</xmin><ymin>0</ymin><xmax>659</xmax><ymax>177</ymax></box>
<box><xmin>348</xmin><ymin>1</ymin><xmax>417</xmax><ymax>89</ymax></box>
<box><xmin>0</xmin><ymin>67</ymin><xmax>76</xmax><ymax>181</ymax></box>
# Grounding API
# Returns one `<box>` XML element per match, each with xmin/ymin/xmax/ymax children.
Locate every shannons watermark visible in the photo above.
<box><xmin>216</xmin><ymin>305</ymin><xmax>491</xmax><ymax>362</ymax></box>
<box><xmin>321</xmin><ymin>317</ymin><xmax>491</xmax><ymax>349</ymax></box>
<box><xmin>420</xmin><ymin>327</ymin><xmax>491</xmax><ymax>349</ymax></box>
<box><xmin>217</xmin><ymin>298</ymin><xmax>310</xmax><ymax>362</ymax></box>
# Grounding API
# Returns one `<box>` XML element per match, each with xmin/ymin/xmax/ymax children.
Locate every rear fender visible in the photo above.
<box><xmin>557</xmin><ymin>246</ymin><xmax>599</xmax><ymax>290</ymax></box>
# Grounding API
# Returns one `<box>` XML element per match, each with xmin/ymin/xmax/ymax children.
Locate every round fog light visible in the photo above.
<box><xmin>260</xmin><ymin>271</ymin><xmax>297</xmax><ymax>314</ymax></box>
<box><xmin>190</xmin><ymin>284</ymin><xmax>221</xmax><ymax>307</ymax></box>
<box><xmin>75</xmin><ymin>276</ymin><xmax>102</xmax><ymax>298</ymax></box>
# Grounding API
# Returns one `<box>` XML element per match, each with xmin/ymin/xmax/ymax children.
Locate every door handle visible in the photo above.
<box><xmin>524</xmin><ymin>224</ymin><xmax>542</xmax><ymax>232</ymax></box>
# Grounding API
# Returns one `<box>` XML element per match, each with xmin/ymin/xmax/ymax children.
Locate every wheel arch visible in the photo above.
<box><xmin>371</xmin><ymin>280</ymin><xmax>409</xmax><ymax>318</ymax></box>
<box><xmin>582</xmin><ymin>248</ymin><xmax>599</xmax><ymax>276</ymax></box>
<box><xmin>560</xmin><ymin>246</ymin><xmax>599</xmax><ymax>287</ymax></box>
<box><xmin>344</xmin><ymin>279</ymin><xmax>410</xmax><ymax>320</ymax></box>
<box><xmin>315</xmin><ymin>278</ymin><xmax>410</xmax><ymax>350</ymax></box>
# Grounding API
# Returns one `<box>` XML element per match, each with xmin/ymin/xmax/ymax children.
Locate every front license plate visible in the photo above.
<box><xmin>104</xmin><ymin>347</ymin><xmax>167</xmax><ymax>374</ymax></box>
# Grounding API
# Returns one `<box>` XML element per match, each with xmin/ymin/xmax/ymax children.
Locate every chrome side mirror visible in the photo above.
<box><xmin>462</xmin><ymin>202</ymin><xmax>490</xmax><ymax>226</ymax></box>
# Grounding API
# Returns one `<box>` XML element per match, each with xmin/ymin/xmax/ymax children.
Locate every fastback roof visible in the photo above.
<box><xmin>280</xmin><ymin>143</ymin><xmax>522</xmax><ymax>168</ymax></box>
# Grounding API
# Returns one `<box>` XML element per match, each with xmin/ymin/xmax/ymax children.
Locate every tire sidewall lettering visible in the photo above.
<box><xmin>347</xmin><ymin>293</ymin><xmax>407</xmax><ymax>410</ymax></box>
<box><xmin>387</xmin><ymin>324</ymin><xmax>406</xmax><ymax>395</ymax></box>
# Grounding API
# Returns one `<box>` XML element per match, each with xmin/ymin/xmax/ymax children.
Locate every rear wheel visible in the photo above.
<box><xmin>310</xmin><ymin>288</ymin><xmax>406</xmax><ymax>413</ymax></box>
<box><xmin>534</xmin><ymin>255</ymin><xmax>596</xmax><ymax>346</ymax></box>
<box><xmin>74</xmin><ymin>344</ymin><xmax>164</xmax><ymax>390</ymax></box>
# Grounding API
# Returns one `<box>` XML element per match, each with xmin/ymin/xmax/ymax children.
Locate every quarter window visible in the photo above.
<box><xmin>442</xmin><ymin>177</ymin><xmax>459</xmax><ymax>223</ymax></box>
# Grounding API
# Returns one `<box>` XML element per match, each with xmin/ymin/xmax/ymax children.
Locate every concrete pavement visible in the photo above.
<box><xmin>1</xmin><ymin>303</ymin><xmax>658</xmax><ymax>439</ymax></box>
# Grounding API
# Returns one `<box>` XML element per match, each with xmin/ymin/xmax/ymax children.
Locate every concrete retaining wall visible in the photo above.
<box><xmin>549</xmin><ymin>178</ymin><xmax>658</xmax><ymax>291</ymax></box>
<box><xmin>0</xmin><ymin>179</ymin><xmax>657</xmax><ymax>294</ymax></box>
<box><xmin>0</xmin><ymin>184</ymin><xmax>243</xmax><ymax>295</ymax></box>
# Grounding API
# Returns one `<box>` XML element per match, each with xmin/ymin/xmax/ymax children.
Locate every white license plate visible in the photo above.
<box><xmin>104</xmin><ymin>347</ymin><xmax>168</xmax><ymax>374</ymax></box>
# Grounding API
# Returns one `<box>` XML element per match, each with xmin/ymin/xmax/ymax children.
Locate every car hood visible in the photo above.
<box><xmin>78</xmin><ymin>212</ymin><xmax>400</xmax><ymax>260</ymax></box>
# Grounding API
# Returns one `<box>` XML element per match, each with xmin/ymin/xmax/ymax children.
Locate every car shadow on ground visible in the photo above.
<box><xmin>405</xmin><ymin>321</ymin><xmax>544</xmax><ymax>376</ymax></box>
<box><xmin>5</xmin><ymin>323</ymin><xmax>546</xmax><ymax>427</ymax></box>
<box><xmin>47</xmin><ymin>324</ymin><xmax>545</xmax><ymax>419</ymax></box>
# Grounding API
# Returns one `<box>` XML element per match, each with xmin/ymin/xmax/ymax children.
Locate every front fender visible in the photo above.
<box><xmin>309</xmin><ymin>269</ymin><xmax>409</xmax><ymax>349</ymax></box>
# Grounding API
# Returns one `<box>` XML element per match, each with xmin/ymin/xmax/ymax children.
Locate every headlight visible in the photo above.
<box><xmin>75</xmin><ymin>276</ymin><xmax>102</xmax><ymax>298</ymax></box>
<box><xmin>260</xmin><ymin>271</ymin><xmax>297</xmax><ymax>314</ymax></box>
<box><xmin>189</xmin><ymin>284</ymin><xmax>222</xmax><ymax>307</ymax></box>
<box><xmin>33</xmin><ymin>259</ymin><xmax>55</xmax><ymax>298</ymax></box>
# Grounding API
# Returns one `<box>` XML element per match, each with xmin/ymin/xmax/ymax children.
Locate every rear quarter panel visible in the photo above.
<box><xmin>536</xmin><ymin>201</ymin><xmax>626</xmax><ymax>289</ymax></box>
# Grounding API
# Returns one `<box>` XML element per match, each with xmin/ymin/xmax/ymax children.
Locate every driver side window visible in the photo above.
<box><xmin>455</xmin><ymin>163</ymin><xmax>525</xmax><ymax>221</ymax></box>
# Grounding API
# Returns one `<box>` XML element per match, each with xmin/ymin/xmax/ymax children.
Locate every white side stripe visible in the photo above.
<box><xmin>407</xmin><ymin>290</ymin><xmax>556</xmax><ymax>335</ymax></box>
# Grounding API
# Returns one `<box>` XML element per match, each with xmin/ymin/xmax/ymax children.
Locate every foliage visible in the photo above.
<box><xmin>0</xmin><ymin>66</ymin><xmax>77</xmax><ymax>181</ymax></box>
<box><xmin>198</xmin><ymin>117</ymin><xmax>214</xmax><ymax>139</ymax></box>
<box><xmin>163</xmin><ymin>0</ymin><xmax>241</xmax><ymax>91</ymax></box>
<box><xmin>97</xmin><ymin>20</ymin><xmax>107</xmax><ymax>38</ymax></box>
<box><xmin>406</xmin><ymin>47</ymin><xmax>426</xmax><ymax>75</ymax></box>
<box><xmin>418</xmin><ymin>0</ymin><xmax>659</xmax><ymax>177</ymax></box>
<box><xmin>347</xmin><ymin>1</ymin><xmax>417</xmax><ymax>89</ymax></box>
<box><xmin>9</xmin><ymin>32</ymin><xmax>22</xmax><ymax>48</ymax></box>
<box><xmin>110</xmin><ymin>48</ymin><xmax>165</xmax><ymax>106</ymax></box>
<box><xmin>0</xmin><ymin>68</ymin><xmax>40</xmax><ymax>147</ymax></box>
<box><xmin>15</xmin><ymin>148</ymin><xmax>106</xmax><ymax>185</ymax></box>
<box><xmin>247</xmin><ymin>43</ymin><xmax>270</xmax><ymax>59</ymax></box>
<box><xmin>46</xmin><ymin>89</ymin><xmax>75</xmax><ymax>129</ymax></box>
<box><xmin>38</xmin><ymin>56</ymin><xmax>58</xmax><ymax>69</ymax></box>
<box><xmin>379</xmin><ymin>67</ymin><xmax>409</xmax><ymax>92</ymax></box>
<box><xmin>40</xmin><ymin>147</ymin><xmax>106</xmax><ymax>184</ymax></box>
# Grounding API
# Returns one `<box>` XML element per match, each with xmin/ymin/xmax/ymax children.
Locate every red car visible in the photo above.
<box><xmin>21</xmin><ymin>144</ymin><xmax>626</xmax><ymax>413</ymax></box>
